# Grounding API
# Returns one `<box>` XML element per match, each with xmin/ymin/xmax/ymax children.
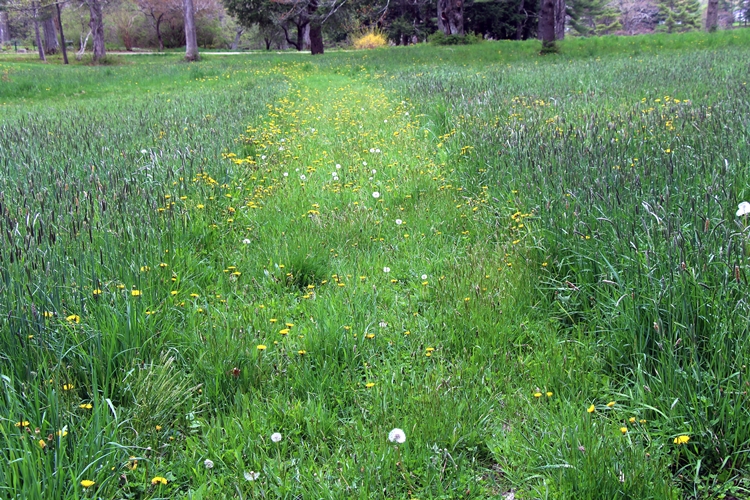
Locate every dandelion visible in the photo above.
<box><xmin>421</xmin><ymin>274</ymin><xmax>427</xmax><ymax>280</ymax></box>
<box><xmin>629</xmin><ymin>417</ymin><xmax>636</xmax><ymax>424</ymax></box>
<box><xmin>15</xmin><ymin>420</ymin><xmax>30</xmax><ymax>427</ymax></box>
<box><xmin>243</xmin><ymin>238</ymin><xmax>251</xmax><ymax>244</ymax></box>
<box><xmin>372</xmin><ymin>191</ymin><xmax>380</xmax><ymax>199</ymax></box>
<box><xmin>257</xmin><ymin>344</ymin><xmax>267</xmax><ymax>351</ymax></box>
<box><xmin>131</xmin><ymin>290</ymin><xmax>141</xmax><ymax>297</ymax></box>
<box><xmin>620</xmin><ymin>427</ymin><xmax>628</xmax><ymax>434</ymax></box>
<box><xmin>607</xmin><ymin>401</ymin><xmax>616</xmax><ymax>408</ymax></box>
<box><xmin>204</xmin><ymin>459</ymin><xmax>214</xmax><ymax>469</ymax></box>
<box><xmin>383</xmin><ymin>266</ymin><xmax>391</xmax><ymax>273</ymax></box>
<box><xmin>365</xmin><ymin>382</ymin><xmax>375</xmax><ymax>388</ymax></box>
<box><xmin>587</xmin><ymin>404</ymin><xmax>595</xmax><ymax>413</ymax></box>
<box><xmin>66</xmin><ymin>314</ymin><xmax>80</xmax><ymax>323</ymax></box>
<box><xmin>546</xmin><ymin>392</ymin><xmax>553</xmax><ymax>397</ymax></box>
<box><xmin>298</xmin><ymin>350</ymin><xmax>306</xmax><ymax>355</ymax></box>
<box><xmin>38</xmin><ymin>439</ymin><xmax>46</xmax><ymax>449</ymax></box>
<box><xmin>736</xmin><ymin>202</ymin><xmax>750</xmax><ymax>217</ymax></box>
<box><xmin>533</xmin><ymin>392</ymin><xmax>542</xmax><ymax>398</ymax></box>
<box><xmin>244</xmin><ymin>471</ymin><xmax>261</xmax><ymax>481</ymax></box>
<box><xmin>271</xmin><ymin>432</ymin><xmax>282</xmax><ymax>443</ymax></box>
<box><xmin>62</xmin><ymin>383</ymin><xmax>74</xmax><ymax>391</ymax></box>
<box><xmin>388</xmin><ymin>428</ymin><xmax>406</xmax><ymax>444</ymax></box>
<box><xmin>80</xmin><ymin>480</ymin><xmax>95</xmax><ymax>488</ymax></box>
<box><xmin>395</xmin><ymin>219</ymin><xmax>403</xmax><ymax>225</ymax></box>
<box><xmin>673</xmin><ymin>435</ymin><xmax>690</xmax><ymax>445</ymax></box>
<box><xmin>151</xmin><ymin>476</ymin><xmax>168</xmax><ymax>485</ymax></box>
<box><xmin>93</xmin><ymin>289</ymin><xmax>102</xmax><ymax>297</ymax></box>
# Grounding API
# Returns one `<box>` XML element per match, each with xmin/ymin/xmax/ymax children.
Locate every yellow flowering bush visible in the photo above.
<box><xmin>352</xmin><ymin>30</ymin><xmax>387</xmax><ymax>50</ymax></box>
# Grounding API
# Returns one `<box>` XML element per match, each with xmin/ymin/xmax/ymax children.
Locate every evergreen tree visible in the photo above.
<box><xmin>657</xmin><ymin>0</ymin><xmax>700</xmax><ymax>32</ymax></box>
<box><xmin>567</xmin><ymin>0</ymin><xmax>621</xmax><ymax>35</ymax></box>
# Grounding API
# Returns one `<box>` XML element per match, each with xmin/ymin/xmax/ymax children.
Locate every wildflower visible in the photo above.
<box><xmin>421</xmin><ymin>274</ymin><xmax>427</xmax><ymax>280</ymax></box>
<box><xmin>587</xmin><ymin>404</ymin><xmax>595</xmax><ymax>413</ymax></box>
<box><xmin>131</xmin><ymin>290</ymin><xmax>141</xmax><ymax>297</ymax></box>
<box><xmin>66</xmin><ymin>314</ymin><xmax>80</xmax><ymax>323</ymax></box>
<box><xmin>151</xmin><ymin>476</ymin><xmax>168</xmax><ymax>485</ymax></box>
<box><xmin>546</xmin><ymin>392</ymin><xmax>553</xmax><ymax>397</ymax></box>
<box><xmin>298</xmin><ymin>350</ymin><xmax>306</xmax><ymax>355</ymax></box>
<box><xmin>38</xmin><ymin>439</ymin><xmax>46</xmax><ymax>449</ymax></box>
<box><xmin>80</xmin><ymin>480</ymin><xmax>95</xmax><ymax>488</ymax></box>
<box><xmin>673</xmin><ymin>435</ymin><xmax>690</xmax><ymax>445</ymax></box>
<box><xmin>93</xmin><ymin>289</ymin><xmax>102</xmax><ymax>297</ymax></box>
<box><xmin>629</xmin><ymin>417</ymin><xmax>636</xmax><ymax>424</ymax></box>
<box><xmin>533</xmin><ymin>392</ymin><xmax>542</xmax><ymax>398</ymax></box>
<box><xmin>372</xmin><ymin>191</ymin><xmax>380</xmax><ymax>199</ymax></box>
<box><xmin>736</xmin><ymin>202</ymin><xmax>750</xmax><ymax>217</ymax></box>
<box><xmin>257</xmin><ymin>344</ymin><xmax>267</xmax><ymax>351</ymax></box>
<box><xmin>62</xmin><ymin>383</ymin><xmax>74</xmax><ymax>391</ymax></box>
<box><xmin>365</xmin><ymin>382</ymin><xmax>375</xmax><ymax>388</ymax></box>
<box><xmin>155</xmin><ymin>425</ymin><xmax>162</xmax><ymax>431</ymax></box>
<box><xmin>279</xmin><ymin>329</ymin><xmax>290</xmax><ymax>335</ymax></box>
<box><xmin>395</xmin><ymin>219</ymin><xmax>403</xmax><ymax>225</ymax></box>
<box><xmin>271</xmin><ymin>432</ymin><xmax>282</xmax><ymax>443</ymax></box>
<box><xmin>127</xmin><ymin>457</ymin><xmax>138</xmax><ymax>470</ymax></box>
<box><xmin>620</xmin><ymin>427</ymin><xmax>628</xmax><ymax>434</ymax></box>
<box><xmin>244</xmin><ymin>471</ymin><xmax>260</xmax><ymax>481</ymax></box>
<box><xmin>15</xmin><ymin>420</ymin><xmax>30</xmax><ymax>427</ymax></box>
<box><xmin>204</xmin><ymin>459</ymin><xmax>214</xmax><ymax>469</ymax></box>
<box><xmin>57</xmin><ymin>429</ymin><xmax>68</xmax><ymax>437</ymax></box>
<box><xmin>383</xmin><ymin>267</ymin><xmax>391</xmax><ymax>273</ymax></box>
<box><xmin>243</xmin><ymin>238</ymin><xmax>251</xmax><ymax>244</ymax></box>
<box><xmin>388</xmin><ymin>428</ymin><xmax>406</xmax><ymax>444</ymax></box>
<box><xmin>607</xmin><ymin>401</ymin><xmax>616</xmax><ymax>408</ymax></box>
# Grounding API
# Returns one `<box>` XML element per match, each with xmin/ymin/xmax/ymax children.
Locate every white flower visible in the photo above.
<box><xmin>363</xmin><ymin>161</ymin><xmax>368</xmax><ymax>166</ymax></box>
<box><xmin>140</xmin><ymin>149</ymin><xmax>148</xmax><ymax>154</ymax></box>
<box><xmin>261</xmin><ymin>155</ymin><xmax>267</xmax><ymax>160</ymax></box>
<box><xmin>395</xmin><ymin>219</ymin><xmax>403</xmax><ymax>225</ymax></box>
<box><xmin>375</xmin><ymin>148</ymin><xmax>381</xmax><ymax>153</ymax></box>
<box><xmin>384</xmin><ymin>119</ymin><xmax>388</xmax><ymax>123</ymax></box>
<box><xmin>279</xmin><ymin>146</ymin><xmax>284</xmax><ymax>151</ymax></box>
<box><xmin>242</xmin><ymin>238</ymin><xmax>251</xmax><ymax>245</ymax></box>
<box><xmin>300</xmin><ymin>175</ymin><xmax>306</xmax><ymax>181</ymax></box>
<box><xmin>372</xmin><ymin>192</ymin><xmax>380</xmax><ymax>199</ymax></box>
<box><xmin>244</xmin><ymin>471</ymin><xmax>260</xmax><ymax>481</ymax></box>
<box><xmin>379</xmin><ymin>321</ymin><xmax>388</xmax><ymax>328</ymax></box>
<box><xmin>271</xmin><ymin>432</ymin><xmax>282</xmax><ymax>443</ymax></box>
<box><xmin>204</xmin><ymin>459</ymin><xmax>214</xmax><ymax>469</ymax></box>
<box><xmin>421</xmin><ymin>274</ymin><xmax>427</xmax><ymax>280</ymax></box>
<box><xmin>370</xmin><ymin>148</ymin><xmax>375</xmax><ymax>153</ymax></box>
<box><xmin>371</xmin><ymin>169</ymin><xmax>377</xmax><ymax>174</ymax></box>
<box><xmin>335</xmin><ymin>164</ymin><xmax>341</xmax><ymax>169</ymax></box>
<box><xmin>737</xmin><ymin>201</ymin><xmax>750</xmax><ymax>217</ymax></box>
<box><xmin>388</xmin><ymin>428</ymin><xmax>406</xmax><ymax>443</ymax></box>
<box><xmin>283</xmin><ymin>172</ymin><xmax>288</xmax><ymax>177</ymax></box>
<box><xmin>383</xmin><ymin>267</ymin><xmax>391</xmax><ymax>273</ymax></box>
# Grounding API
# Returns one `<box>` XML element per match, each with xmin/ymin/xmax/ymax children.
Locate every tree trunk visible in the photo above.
<box><xmin>295</xmin><ymin>20</ymin><xmax>306</xmax><ymax>51</ymax></box>
<box><xmin>515</xmin><ymin>0</ymin><xmax>525</xmax><ymax>40</ymax></box>
<box><xmin>282</xmin><ymin>23</ymin><xmax>299</xmax><ymax>50</ymax></box>
<box><xmin>0</xmin><ymin>11</ymin><xmax>11</xmax><ymax>44</ymax></box>
<box><xmin>87</xmin><ymin>0</ymin><xmax>105</xmax><ymax>62</ymax></box>
<box><xmin>705</xmin><ymin>0</ymin><xmax>719</xmax><ymax>31</ymax></box>
<box><xmin>155</xmin><ymin>14</ymin><xmax>164</xmax><ymax>51</ymax></box>
<box><xmin>184</xmin><ymin>0</ymin><xmax>199</xmax><ymax>61</ymax></box>
<box><xmin>43</xmin><ymin>10</ymin><xmax>59</xmax><ymax>54</ymax></box>
<box><xmin>554</xmin><ymin>0</ymin><xmax>565</xmax><ymax>40</ymax></box>
<box><xmin>32</xmin><ymin>2</ymin><xmax>47</xmax><ymax>61</ymax></box>
<box><xmin>56</xmin><ymin>2</ymin><xmax>69</xmax><ymax>64</ymax></box>
<box><xmin>309</xmin><ymin>23</ymin><xmax>323</xmax><ymax>54</ymax></box>
<box><xmin>538</xmin><ymin>0</ymin><xmax>557</xmax><ymax>52</ymax></box>
<box><xmin>231</xmin><ymin>27</ymin><xmax>243</xmax><ymax>50</ymax></box>
<box><xmin>302</xmin><ymin>23</ymin><xmax>310</xmax><ymax>50</ymax></box>
<box><xmin>264</xmin><ymin>37</ymin><xmax>271</xmax><ymax>50</ymax></box>
<box><xmin>437</xmin><ymin>0</ymin><xmax>464</xmax><ymax>35</ymax></box>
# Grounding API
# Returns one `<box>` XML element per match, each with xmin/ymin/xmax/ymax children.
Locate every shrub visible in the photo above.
<box><xmin>428</xmin><ymin>31</ymin><xmax>483</xmax><ymax>45</ymax></box>
<box><xmin>352</xmin><ymin>29</ymin><xmax>387</xmax><ymax>50</ymax></box>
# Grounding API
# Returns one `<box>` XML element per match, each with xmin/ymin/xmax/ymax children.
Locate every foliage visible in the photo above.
<box><xmin>567</xmin><ymin>0</ymin><xmax>622</xmax><ymax>35</ymax></box>
<box><xmin>656</xmin><ymin>0</ymin><xmax>701</xmax><ymax>32</ymax></box>
<box><xmin>428</xmin><ymin>30</ymin><xmax>482</xmax><ymax>44</ymax></box>
<box><xmin>351</xmin><ymin>28</ymin><xmax>386</xmax><ymax>49</ymax></box>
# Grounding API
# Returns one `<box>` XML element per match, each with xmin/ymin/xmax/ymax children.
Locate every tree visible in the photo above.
<box><xmin>83</xmin><ymin>0</ymin><xmax>105</xmax><ymax>60</ymax></box>
<box><xmin>0</xmin><ymin>9</ymin><xmax>10</xmax><ymax>43</ymax></box>
<box><xmin>42</xmin><ymin>4</ymin><xmax>58</xmax><ymax>53</ymax></box>
<box><xmin>567</xmin><ymin>0</ymin><xmax>621</xmax><ymax>35</ymax></box>
<box><xmin>437</xmin><ymin>0</ymin><xmax>463</xmax><ymax>35</ymax></box>
<box><xmin>657</xmin><ymin>0</ymin><xmax>699</xmax><ymax>32</ymax></box>
<box><xmin>184</xmin><ymin>0</ymin><xmax>197</xmax><ymax>58</ymax></box>
<box><xmin>539</xmin><ymin>0</ymin><xmax>564</xmax><ymax>52</ymax></box>
<box><xmin>136</xmin><ymin>0</ymin><xmax>180</xmax><ymax>50</ymax></box>
<box><xmin>705</xmin><ymin>0</ymin><xmax>719</xmax><ymax>30</ymax></box>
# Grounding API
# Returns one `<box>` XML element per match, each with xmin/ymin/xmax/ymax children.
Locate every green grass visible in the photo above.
<box><xmin>1</xmin><ymin>30</ymin><xmax>749</xmax><ymax>499</ymax></box>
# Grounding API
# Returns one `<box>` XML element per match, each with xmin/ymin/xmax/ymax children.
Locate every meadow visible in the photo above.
<box><xmin>1</xmin><ymin>30</ymin><xmax>749</xmax><ymax>499</ymax></box>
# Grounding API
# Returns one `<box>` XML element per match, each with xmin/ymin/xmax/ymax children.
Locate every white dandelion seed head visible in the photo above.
<box><xmin>395</xmin><ymin>219</ymin><xmax>403</xmax><ymax>225</ymax></box>
<box><xmin>388</xmin><ymin>428</ymin><xmax>406</xmax><ymax>443</ymax></box>
<box><xmin>375</xmin><ymin>148</ymin><xmax>381</xmax><ymax>153</ymax></box>
<box><xmin>140</xmin><ymin>149</ymin><xmax>148</xmax><ymax>154</ymax></box>
<box><xmin>372</xmin><ymin>192</ymin><xmax>380</xmax><ymax>199</ymax></box>
<box><xmin>271</xmin><ymin>432</ymin><xmax>282</xmax><ymax>443</ymax></box>
<box><xmin>737</xmin><ymin>201</ymin><xmax>750</xmax><ymax>217</ymax></box>
<box><xmin>300</xmin><ymin>175</ymin><xmax>307</xmax><ymax>181</ymax></box>
<box><xmin>363</xmin><ymin>161</ymin><xmax>368</xmax><ymax>166</ymax></box>
<box><xmin>204</xmin><ymin>459</ymin><xmax>214</xmax><ymax>469</ymax></box>
<box><xmin>261</xmin><ymin>155</ymin><xmax>267</xmax><ymax>160</ymax></box>
<box><xmin>383</xmin><ymin>266</ymin><xmax>391</xmax><ymax>273</ymax></box>
<box><xmin>242</xmin><ymin>238</ymin><xmax>251</xmax><ymax>245</ymax></box>
<box><xmin>283</xmin><ymin>172</ymin><xmax>289</xmax><ymax>177</ymax></box>
<box><xmin>379</xmin><ymin>321</ymin><xmax>388</xmax><ymax>328</ymax></box>
<box><xmin>280</xmin><ymin>138</ymin><xmax>285</xmax><ymax>143</ymax></box>
<box><xmin>244</xmin><ymin>471</ymin><xmax>260</xmax><ymax>481</ymax></box>
<box><xmin>369</xmin><ymin>177</ymin><xmax>373</xmax><ymax>181</ymax></box>
<box><xmin>384</xmin><ymin>119</ymin><xmax>388</xmax><ymax>123</ymax></box>
<box><xmin>335</xmin><ymin>164</ymin><xmax>341</xmax><ymax>169</ymax></box>
<box><xmin>370</xmin><ymin>148</ymin><xmax>375</xmax><ymax>153</ymax></box>
<box><xmin>371</xmin><ymin>169</ymin><xmax>377</xmax><ymax>174</ymax></box>
<box><xmin>279</xmin><ymin>146</ymin><xmax>284</xmax><ymax>151</ymax></box>
<box><xmin>421</xmin><ymin>274</ymin><xmax>428</xmax><ymax>280</ymax></box>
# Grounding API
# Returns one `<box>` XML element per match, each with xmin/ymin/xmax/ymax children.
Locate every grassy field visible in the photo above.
<box><xmin>1</xmin><ymin>30</ymin><xmax>750</xmax><ymax>499</ymax></box>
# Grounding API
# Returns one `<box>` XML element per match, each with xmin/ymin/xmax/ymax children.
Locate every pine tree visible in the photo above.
<box><xmin>567</xmin><ymin>0</ymin><xmax>622</xmax><ymax>35</ymax></box>
<box><xmin>657</xmin><ymin>0</ymin><xmax>700</xmax><ymax>32</ymax></box>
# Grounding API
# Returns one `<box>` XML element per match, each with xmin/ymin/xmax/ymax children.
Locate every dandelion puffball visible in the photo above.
<box><xmin>372</xmin><ymin>192</ymin><xmax>380</xmax><ymax>199</ymax></box>
<box><xmin>271</xmin><ymin>432</ymin><xmax>282</xmax><ymax>443</ymax></box>
<box><xmin>244</xmin><ymin>471</ymin><xmax>260</xmax><ymax>481</ymax></box>
<box><xmin>204</xmin><ymin>459</ymin><xmax>214</xmax><ymax>469</ymax></box>
<box><xmin>388</xmin><ymin>428</ymin><xmax>406</xmax><ymax>443</ymax></box>
<box><xmin>383</xmin><ymin>267</ymin><xmax>391</xmax><ymax>273</ymax></box>
<box><xmin>737</xmin><ymin>201</ymin><xmax>750</xmax><ymax>217</ymax></box>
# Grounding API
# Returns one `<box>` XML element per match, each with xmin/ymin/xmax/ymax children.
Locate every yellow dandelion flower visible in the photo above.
<box><xmin>80</xmin><ymin>480</ymin><xmax>95</xmax><ymax>488</ymax></box>
<box><xmin>151</xmin><ymin>476</ymin><xmax>168</xmax><ymax>485</ymax></box>
<box><xmin>279</xmin><ymin>329</ymin><xmax>290</xmax><ymax>335</ymax></box>
<box><xmin>93</xmin><ymin>289</ymin><xmax>102</xmax><ymax>297</ymax></box>
<box><xmin>79</xmin><ymin>403</ymin><xmax>93</xmax><ymax>409</ymax></box>
<box><xmin>257</xmin><ymin>344</ymin><xmax>267</xmax><ymax>350</ymax></box>
<box><xmin>66</xmin><ymin>314</ymin><xmax>80</xmax><ymax>323</ymax></box>
<box><xmin>606</xmin><ymin>401</ymin><xmax>616</xmax><ymax>408</ymax></box>
<box><xmin>533</xmin><ymin>392</ymin><xmax>542</xmax><ymax>398</ymax></box>
<box><xmin>587</xmin><ymin>404</ymin><xmax>595</xmax><ymax>413</ymax></box>
<box><xmin>155</xmin><ymin>425</ymin><xmax>162</xmax><ymax>431</ymax></box>
<box><xmin>629</xmin><ymin>417</ymin><xmax>636</xmax><ymax>424</ymax></box>
<box><xmin>365</xmin><ymin>382</ymin><xmax>375</xmax><ymax>388</ymax></box>
<box><xmin>365</xmin><ymin>333</ymin><xmax>375</xmax><ymax>339</ymax></box>
<box><xmin>673</xmin><ymin>435</ymin><xmax>690</xmax><ymax>445</ymax></box>
<box><xmin>546</xmin><ymin>392</ymin><xmax>553</xmax><ymax>397</ymax></box>
<box><xmin>62</xmin><ymin>384</ymin><xmax>74</xmax><ymax>391</ymax></box>
<box><xmin>38</xmin><ymin>439</ymin><xmax>46</xmax><ymax>449</ymax></box>
<box><xmin>131</xmin><ymin>290</ymin><xmax>141</xmax><ymax>297</ymax></box>
<box><xmin>15</xmin><ymin>420</ymin><xmax>30</xmax><ymax>427</ymax></box>
<box><xmin>620</xmin><ymin>427</ymin><xmax>628</xmax><ymax>434</ymax></box>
